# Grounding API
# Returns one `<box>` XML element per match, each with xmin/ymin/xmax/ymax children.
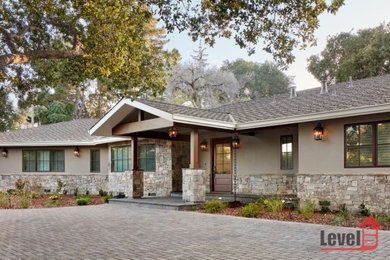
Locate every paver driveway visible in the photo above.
<box><xmin>0</xmin><ymin>204</ymin><xmax>389</xmax><ymax>259</ymax></box>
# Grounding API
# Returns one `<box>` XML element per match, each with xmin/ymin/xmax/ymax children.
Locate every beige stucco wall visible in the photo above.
<box><xmin>298</xmin><ymin>112</ymin><xmax>390</xmax><ymax>174</ymax></box>
<box><xmin>198</xmin><ymin>125</ymin><xmax>298</xmax><ymax>179</ymax></box>
<box><xmin>0</xmin><ymin>146</ymin><xmax>109</xmax><ymax>175</ymax></box>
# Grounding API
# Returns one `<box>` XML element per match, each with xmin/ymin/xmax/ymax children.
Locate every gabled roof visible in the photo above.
<box><xmin>0</xmin><ymin>119</ymin><xmax>130</xmax><ymax>147</ymax></box>
<box><xmin>91</xmin><ymin>74</ymin><xmax>390</xmax><ymax>135</ymax></box>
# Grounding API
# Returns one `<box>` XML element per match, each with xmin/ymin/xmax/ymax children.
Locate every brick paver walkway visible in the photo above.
<box><xmin>0</xmin><ymin>204</ymin><xmax>389</xmax><ymax>259</ymax></box>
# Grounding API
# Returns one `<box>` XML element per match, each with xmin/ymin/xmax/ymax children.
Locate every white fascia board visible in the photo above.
<box><xmin>237</xmin><ymin>104</ymin><xmax>390</xmax><ymax>130</ymax></box>
<box><xmin>89</xmin><ymin>99</ymin><xmax>173</xmax><ymax>136</ymax></box>
<box><xmin>0</xmin><ymin>137</ymin><xmax>132</xmax><ymax>147</ymax></box>
<box><xmin>172</xmin><ymin>114</ymin><xmax>236</xmax><ymax>130</ymax></box>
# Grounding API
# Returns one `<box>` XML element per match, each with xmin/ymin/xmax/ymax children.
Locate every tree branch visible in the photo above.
<box><xmin>0</xmin><ymin>28</ymin><xmax>19</xmax><ymax>53</ymax></box>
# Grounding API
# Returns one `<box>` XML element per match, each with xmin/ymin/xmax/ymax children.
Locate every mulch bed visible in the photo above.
<box><xmin>2</xmin><ymin>194</ymin><xmax>105</xmax><ymax>209</ymax></box>
<box><xmin>197</xmin><ymin>205</ymin><xmax>390</xmax><ymax>230</ymax></box>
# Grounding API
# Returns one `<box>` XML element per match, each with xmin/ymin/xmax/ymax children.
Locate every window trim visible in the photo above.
<box><xmin>138</xmin><ymin>144</ymin><xmax>156</xmax><ymax>172</ymax></box>
<box><xmin>280</xmin><ymin>135</ymin><xmax>293</xmax><ymax>170</ymax></box>
<box><xmin>111</xmin><ymin>145</ymin><xmax>132</xmax><ymax>172</ymax></box>
<box><xmin>344</xmin><ymin>120</ymin><xmax>390</xmax><ymax>168</ymax></box>
<box><xmin>22</xmin><ymin>149</ymin><xmax>65</xmax><ymax>172</ymax></box>
<box><xmin>90</xmin><ymin>149</ymin><xmax>101</xmax><ymax>173</ymax></box>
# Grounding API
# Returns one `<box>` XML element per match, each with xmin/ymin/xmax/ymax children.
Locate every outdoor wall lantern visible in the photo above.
<box><xmin>232</xmin><ymin>134</ymin><xmax>240</xmax><ymax>149</ymax></box>
<box><xmin>1</xmin><ymin>148</ymin><xmax>8</xmax><ymax>158</ymax></box>
<box><xmin>200</xmin><ymin>140</ymin><xmax>208</xmax><ymax>151</ymax></box>
<box><xmin>74</xmin><ymin>146</ymin><xmax>81</xmax><ymax>157</ymax></box>
<box><xmin>313</xmin><ymin>123</ymin><xmax>324</xmax><ymax>141</ymax></box>
<box><xmin>168</xmin><ymin>127</ymin><xmax>178</xmax><ymax>138</ymax></box>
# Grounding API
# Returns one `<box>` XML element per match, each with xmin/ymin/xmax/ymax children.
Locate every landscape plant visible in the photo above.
<box><xmin>0</xmin><ymin>192</ymin><xmax>11</xmax><ymax>208</ymax></box>
<box><xmin>300</xmin><ymin>202</ymin><xmax>316</xmax><ymax>219</ymax></box>
<box><xmin>241</xmin><ymin>203</ymin><xmax>260</xmax><ymax>218</ymax></box>
<box><xmin>262</xmin><ymin>198</ymin><xmax>284</xmax><ymax>213</ymax></box>
<box><xmin>359</xmin><ymin>201</ymin><xmax>370</xmax><ymax>216</ymax></box>
<box><xmin>204</xmin><ymin>199</ymin><xmax>227</xmax><ymax>213</ymax></box>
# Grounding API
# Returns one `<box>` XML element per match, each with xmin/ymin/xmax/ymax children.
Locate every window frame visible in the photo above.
<box><xmin>22</xmin><ymin>149</ymin><xmax>65</xmax><ymax>172</ymax></box>
<box><xmin>138</xmin><ymin>144</ymin><xmax>156</xmax><ymax>172</ymax></box>
<box><xmin>90</xmin><ymin>149</ymin><xmax>101</xmax><ymax>173</ymax></box>
<box><xmin>344</xmin><ymin>120</ymin><xmax>390</xmax><ymax>168</ymax></box>
<box><xmin>111</xmin><ymin>145</ymin><xmax>132</xmax><ymax>172</ymax></box>
<box><xmin>280</xmin><ymin>135</ymin><xmax>294</xmax><ymax>170</ymax></box>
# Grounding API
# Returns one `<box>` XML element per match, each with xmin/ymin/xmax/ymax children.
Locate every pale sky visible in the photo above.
<box><xmin>164</xmin><ymin>0</ymin><xmax>390</xmax><ymax>90</ymax></box>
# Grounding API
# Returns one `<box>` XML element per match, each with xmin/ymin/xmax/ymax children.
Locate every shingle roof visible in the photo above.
<box><xmin>210</xmin><ymin>74</ymin><xmax>390</xmax><ymax>123</ymax></box>
<box><xmin>0</xmin><ymin>119</ymin><xmax>124</xmax><ymax>146</ymax></box>
<box><xmin>137</xmin><ymin>99</ymin><xmax>233</xmax><ymax>122</ymax></box>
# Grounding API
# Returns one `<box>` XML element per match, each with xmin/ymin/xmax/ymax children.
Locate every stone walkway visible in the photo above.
<box><xmin>0</xmin><ymin>204</ymin><xmax>389</xmax><ymax>259</ymax></box>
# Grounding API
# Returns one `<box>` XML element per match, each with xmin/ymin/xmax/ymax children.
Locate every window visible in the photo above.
<box><xmin>281</xmin><ymin>135</ymin><xmax>293</xmax><ymax>170</ymax></box>
<box><xmin>90</xmin><ymin>150</ymin><xmax>100</xmax><ymax>173</ymax></box>
<box><xmin>345</xmin><ymin>121</ymin><xmax>390</xmax><ymax>167</ymax></box>
<box><xmin>138</xmin><ymin>144</ymin><xmax>156</xmax><ymax>172</ymax></box>
<box><xmin>111</xmin><ymin>146</ymin><xmax>132</xmax><ymax>172</ymax></box>
<box><xmin>23</xmin><ymin>150</ymin><xmax>64</xmax><ymax>172</ymax></box>
<box><xmin>215</xmin><ymin>143</ymin><xmax>231</xmax><ymax>174</ymax></box>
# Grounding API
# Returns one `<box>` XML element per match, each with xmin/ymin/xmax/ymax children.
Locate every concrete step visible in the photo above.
<box><xmin>109</xmin><ymin>197</ymin><xmax>201</xmax><ymax>211</ymax></box>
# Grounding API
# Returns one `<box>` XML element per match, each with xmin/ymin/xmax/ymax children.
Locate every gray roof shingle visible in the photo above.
<box><xmin>0</xmin><ymin>119</ymin><xmax>110</xmax><ymax>145</ymax></box>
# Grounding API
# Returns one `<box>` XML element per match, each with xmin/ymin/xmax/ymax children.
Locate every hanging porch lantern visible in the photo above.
<box><xmin>168</xmin><ymin>127</ymin><xmax>178</xmax><ymax>138</ymax></box>
<box><xmin>232</xmin><ymin>134</ymin><xmax>240</xmax><ymax>149</ymax></box>
<box><xmin>313</xmin><ymin>123</ymin><xmax>324</xmax><ymax>141</ymax></box>
<box><xmin>200</xmin><ymin>140</ymin><xmax>208</xmax><ymax>151</ymax></box>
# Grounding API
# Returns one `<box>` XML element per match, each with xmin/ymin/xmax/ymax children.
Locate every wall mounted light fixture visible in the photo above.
<box><xmin>74</xmin><ymin>146</ymin><xmax>80</xmax><ymax>157</ymax></box>
<box><xmin>200</xmin><ymin>140</ymin><xmax>208</xmax><ymax>151</ymax></box>
<box><xmin>1</xmin><ymin>148</ymin><xmax>8</xmax><ymax>158</ymax></box>
<box><xmin>232</xmin><ymin>134</ymin><xmax>240</xmax><ymax>149</ymax></box>
<box><xmin>168</xmin><ymin>127</ymin><xmax>178</xmax><ymax>138</ymax></box>
<box><xmin>313</xmin><ymin>123</ymin><xmax>324</xmax><ymax>141</ymax></box>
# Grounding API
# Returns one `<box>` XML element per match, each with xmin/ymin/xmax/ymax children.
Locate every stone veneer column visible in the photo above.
<box><xmin>132</xmin><ymin>170</ymin><xmax>144</xmax><ymax>198</ymax></box>
<box><xmin>182</xmin><ymin>168</ymin><xmax>206</xmax><ymax>203</ymax></box>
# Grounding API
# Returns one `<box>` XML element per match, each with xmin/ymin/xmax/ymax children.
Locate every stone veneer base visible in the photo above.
<box><xmin>182</xmin><ymin>168</ymin><xmax>206</xmax><ymax>203</ymax></box>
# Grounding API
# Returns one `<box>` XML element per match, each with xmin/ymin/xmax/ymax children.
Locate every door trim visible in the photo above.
<box><xmin>210</xmin><ymin>137</ymin><xmax>232</xmax><ymax>192</ymax></box>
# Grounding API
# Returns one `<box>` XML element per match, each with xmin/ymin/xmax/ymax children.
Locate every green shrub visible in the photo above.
<box><xmin>301</xmin><ymin>202</ymin><xmax>316</xmax><ymax>219</ymax></box>
<box><xmin>103</xmin><ymin>195</ymin><xmax>114</xmax><ymax>203</ymax></box>
<box><xmin>333</xmin><ymin>215</ymin><xmax>347</xmax><ymax>226</ymax></box>
<box><xmin>263</xmin><ymin>198</ymin><xmax>284</xmax><ymax>213</ymax></box>
<box><xmin>55</xmin><ymin>179</ymin><xmax>65</xmax><ymax>194</ymax></box>
<box><xmin>338</xmin><ymin>204</ymin><xmax>350</xmax><ymax>218</ymax></box>
<box><xmin>359</xmin><ymin>201</ymin><xmax>370</xmax><ymax>216</ymax></box>
<box><xmin>0</xmin><ymin>193</ymin><xmax>11</xmax><ymax>208</ymax></box>
<box><xmin>99</xmin><ymin>189</ymin><xmax>108</xmax><ymax>197</ymax></box>
<box><xmin>45</xmin><ymin>194</ymin><xmax>61</xmax><ymax>207</ymax></box>
<box><xmin>86</xmin><ymin>190</ymin><xmax>90</xmax><ymax>196</ymax></box>
<box><xmin>256</xmin><ymin>197</ymin><xmax>266</xmax><ymax>205</ymax></box>
<box><xmin>205</xmin><ymin>199</ymin><xmax>227</xmax><ymax>213</ymax></box>
<box><xmin>76</xmin><ymin>197</ymin><xmax>91</xmax><ymax>206</ymax></box>
<box><xmin>73</xmin><ymin>188</ymin><xmax>79</xmax><ymax>197</ymax></box>
<box><xmin>241</xmin><ymin>203</ymin><xmax>260</xmax><ymax>218</ymax></box>
<box><xmin>31</xmin><ymin>192</ymin><xmax>44</xmax><ymax>199</ymax></box>
<box><xmin>373</xmin><ymin>214</ymin><xmax>386</xmax><ymax>226</ymax></box>
<box><xmin>319</xmin><ymin>201</ymin><xmax>330</xmax><ymax>213</ymax></box>
<box><xmin>19</xmin><ymin>193</ymin><xmax>32</xmax><ymax>209</ymax></box>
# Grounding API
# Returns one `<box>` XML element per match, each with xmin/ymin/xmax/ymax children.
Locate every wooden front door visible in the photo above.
<box><xmin>212</xmin><ymin>141</ymin><xmax>232</xmax><ymax>192</ymax></box>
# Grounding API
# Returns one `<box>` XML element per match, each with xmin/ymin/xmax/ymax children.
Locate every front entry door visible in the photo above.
<box><xmin>213</xmin><ymin>141</ymin><xmax>232</xmax><ymax>192</ymax></box>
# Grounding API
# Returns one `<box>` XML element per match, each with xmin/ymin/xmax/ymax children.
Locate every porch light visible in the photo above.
<box><xmin>2</xmin><ymin>148</ymin><xmax>8</xmax><ymax>158</ymax></box>
<box><xmin>232</xmin><ymin>134</ymin><xmax>240</xmax><ymax>149</ymax></box>
<box><xmin>168</xmin><ymin>127</ymin><xmax>178</xmax><ymax>138</ymax></box>
<box><xmin>74</xmin><ymin>146</ymin><xmax>80</xmax><ymax>157</ymax></box>
<box><xmin>313</xmin><ymin>123</ymin><xmax>324</xmax><ymax>141</ymax></box>
<box><xmin>200</xmin><ymin>140</ymin><xmax>208</xmax><ymax>151</ymax></box>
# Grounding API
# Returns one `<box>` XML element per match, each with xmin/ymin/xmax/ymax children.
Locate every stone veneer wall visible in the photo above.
<box><xmin>182</xmin><ymin>168</ymin><xmax>206</xmax><ymax>202</ymax></box>
<box><xmin>108</xmin><ymin>139</ymin><xmax>172</xmax><ymax>197</ymax></box>
<box><xmin>237</xmin><ymin>174</ymin><xmax>297</xmax><ymax>196</ymax></box>
<box><xmin>297</xmin><ymin>174</ymin><xmax>390</xmax><ymax>214</ymax></box>
<box><xmin>0</xmin><ymin>174</ymin><xmax>107</xmax><ymax>194</ymax></box>
<box><xmin>171</xmin><ymin>140</ymin><xmax>190</xmax><ymax>192</ymax></box>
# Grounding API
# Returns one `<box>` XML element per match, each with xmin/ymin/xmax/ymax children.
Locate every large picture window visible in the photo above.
<box><xmin>111</xmin><ymin>146</ymin><xmax>132</xmax><ymax>172</ymax></box>
<box><xmin>23</xmin><ymin>150</ymin><xmax>64</xmax><ymax>172</ymax></box>
<box><xmin>280</xmin><ymin>135</ymin><xmax>293</xmax><ymax>170</ymax></box>
<box><xmin>345</xmin><ymin>121</ymin><xmax>390</xmax><ymax>167</ymax></box>
<box><xmin>138</xmin><ymin>145</ymin><xmax>156</xmax><ymax>172</ymax></box>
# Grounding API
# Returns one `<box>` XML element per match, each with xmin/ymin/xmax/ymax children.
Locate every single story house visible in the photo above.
<box><xmin>1</xmin><ymin>74</ymin><xmax>390</xmax><ymax>213</ymax></box>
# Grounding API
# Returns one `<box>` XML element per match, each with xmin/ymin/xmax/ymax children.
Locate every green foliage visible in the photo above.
<box><xmin>76</xmin><ymin>196</ymin><xmax>91</xmax><ymax>206</ymax></box>
<box><xmin>0</xmin><ymin>193</ymin><xmax>11</xmax><ymax>208</ymax></box>
<box><xmin>338</xmin><ymin>204</ymin><xmax>350</xmax><ymax>218</ymax></box>
<box><xmin>34</xmin><ymin>101</ymin><xmax>74</xmax><ymax>125</ymax></box>
<box><xmin>19</xmin><ymin>193</ymin><xmax>32</xmax><ymax>209</ymax></box>
<box><xmin>359</xmin><ymin>201</ymin><xmax>370</xmax><ymax>216</ymax></box>
<box><xmin>319</xmin><ymin>201</ymin><xmax>331</xmax><ymax>213</ymax></box>
<box><xmin>103</xmin><ymin>195</ymin><xmax>114</xmax><ymax>203</ymax></box>
<box><xmin>55</xmin><ymin>179</ymin><xmax>66</xmax><ymax>194</ymax></box>
<box><xmin>373</xmin><ymin>214</ymin><xmax>386</xmax><ymax>226</ymax></box>
<box><xmin>221</xmin><ymin>60</ymin><xmax>289</xmax><ymax>99</ymax></box>
<box><xmin>205</xmin><ymin>199</ymin><xmax>227</xmax><ymax>213</ymax></box>
<box><xmin>241</xmin><ymin>203</ymin><xmax>260</xmax><ymax>218</ymax></box>
<box><xmin>0</xmin><ymin>87</ymin><xmax>18</xmax><ymax>132</ymax></box>
<box><xmin>31</xmin><ymin>192</ymin><xmax>44</xmax><ymax>199</ymax></box>
<box><xmin>73</xmin><ymin>188</ymin><xmax>79</xmax><ymax>197</ymax></box>
<box><xmin>308</xmin><ymin>23</ymin><xmax>390</xmax><ymax>85</ymax></box>
<box><xmin>263</xmin><ymin>198</ymin><xmax>284</xmax><ymax>213</ymax></box>
<box><xmin>99</xmin><ymin>190</ymin><xmax>108</xmax><ymax>197</ymax></box>
<box><xmin>300</xmin><ymin>202</ymin><xmax>316</xmax><ymax>219</ymax></box>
